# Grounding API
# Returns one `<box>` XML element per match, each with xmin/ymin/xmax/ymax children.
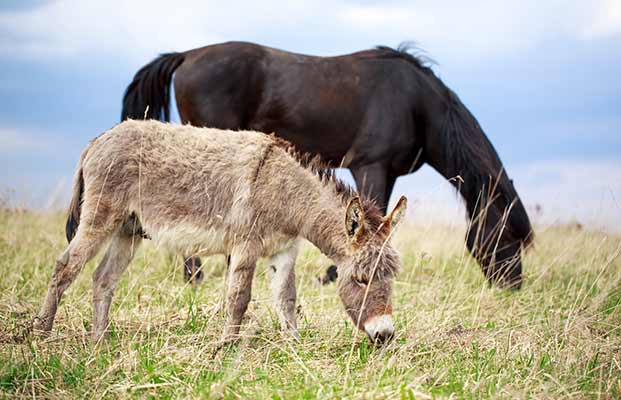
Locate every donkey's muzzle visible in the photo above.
<box><xmin>364</xmin><ymin>314</ymin><xmax>394</xmax><ymax>345</ymax></box>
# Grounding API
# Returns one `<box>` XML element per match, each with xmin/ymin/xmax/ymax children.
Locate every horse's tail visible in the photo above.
<box><xmin>121</xmin><ymin>52</ymin><xmax>186</xmax><ymax>121</ymax></box>
<box><xmin>65</xmin><ymin>142</ymin><xmax>94</xmax><ymax>243</ymax></box>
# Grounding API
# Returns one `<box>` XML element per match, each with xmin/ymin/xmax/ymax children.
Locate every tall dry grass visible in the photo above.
<box><xmin>0</xmin><ymin>209</ymin><xmax>619</xmax><ymax>398</ymax></box>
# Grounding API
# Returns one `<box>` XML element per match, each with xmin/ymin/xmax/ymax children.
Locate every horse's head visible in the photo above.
<box><xmin>337</xmin><ymin>196</ymin><xmax>406</xmax><ymax>344</ymax></box>
<box><xmin>465</xmin><ymin>177</ymin><xmax>533</xmax><ymax>290</ymax></box>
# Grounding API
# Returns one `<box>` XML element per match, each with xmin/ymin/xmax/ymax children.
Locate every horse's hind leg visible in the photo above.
<box><xmin>92</xmin><ymin>217</ymin><xmax>143</xmax><ymax>341</ymax></box>
<box><xmin>267</xmin><ymin>242</ymin><xmax>299</xmax><ymax>337</ymax></box>
<box><xmin>34</xmin><ymin>224</ymin><xmax>115</xmax><ymax>333</ymax></box>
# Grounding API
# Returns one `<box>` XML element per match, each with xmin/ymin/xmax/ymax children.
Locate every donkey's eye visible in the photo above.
<box><xmin>354</xmin><ymin>276</ymin><xmax>369</xmax><ymax>286</ymax></box>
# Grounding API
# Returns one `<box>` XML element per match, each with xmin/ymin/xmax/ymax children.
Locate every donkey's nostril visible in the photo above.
<box><xmin>373</xmin><ymin>328</ymin><xmax>394</xmax><ymax>344</ymax></box>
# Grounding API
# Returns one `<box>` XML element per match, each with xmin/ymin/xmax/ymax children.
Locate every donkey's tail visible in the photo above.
<box><xmin>121</xmin><ymin>52</ymin><xmax>186</xmax><ymax>121</ymax></box>
<box><xmin>65</xmin><ymin>143</ymin><xmax>94</xmax><ymax>243</ymax></box>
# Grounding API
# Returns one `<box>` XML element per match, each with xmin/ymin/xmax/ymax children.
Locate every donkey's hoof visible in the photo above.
<box><xmin>280</xmin><ymin>328</ymin><xmax>300</xmax><ymax>341</ymax></box>
<box><xmin>211</xmin><ymin>335</ymin><xmax>239</xmax><ymax>355</ymax></box>
<box><xmin>220</xmin><ymin>333</ymin><xmax>241</xmax><ymax>345</ymax></box>
<box><xmin>31</xmin><ymin>316</ymin><xmax>52</xmax><ymax>334</ymax></box>
<box><xmin>91</xmin><ymin>330</ymin><xmax>109</xmax><ymax>344</ymax></box>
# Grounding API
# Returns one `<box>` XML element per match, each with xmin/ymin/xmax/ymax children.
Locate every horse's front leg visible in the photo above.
<box><xmin>350</xmin><ymin>162</ymin><xmax>396</xmax><ymax>214</ymax></box>
<box><xmin>268</xmin><ymin>242</ymin><xmax>299</xmax><ymax>337</ymax></box>
<box><xmin>221</xmin><ymin>248</ymin><xmax>257</xmax><ymax>342</ymax></box>
<box><xmin>183</xmin><ymin>256</ymin><xmax>203</xmax><ymax>286</ymax></box>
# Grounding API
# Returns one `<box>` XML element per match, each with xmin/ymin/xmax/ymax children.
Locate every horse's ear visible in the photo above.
<box><xmin>384</xmin><ymin>195</ymin><xmax>407</xmax><ymax>231</ymax></box>
<box><xmin>345</xmin><ymin>197</ymin><xmax>365</xmax><ymax>240</ymax></box>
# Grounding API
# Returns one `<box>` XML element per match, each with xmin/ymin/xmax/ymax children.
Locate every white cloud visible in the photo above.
<box><xmin>582</xmin><ymin>0</ymin><xmax>621</xmax><ymax>38</ymax></box>
<box><xmin>0</xmin><ymin>0</ymin><xmax>619</xmax><ymax>65</ymax></box>
<box><xmin>0</xmin><ymin>127</ymin><xmax>52</xmax><ymax>154</ymax></box>
<box><xmin>511</xmin><ymin>159</ymin><xmax>621</xmax><ymax>230</ymax></box>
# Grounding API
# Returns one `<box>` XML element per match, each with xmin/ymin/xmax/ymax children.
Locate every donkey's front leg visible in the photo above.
<box><xmin>268</xmin><ymin>242</ymin><xmax>299</xmax><ymax>337</ymax></box>
<box><xmin>222</xmin><ymin>249</ymin><xmax>257</xmax><ymax>342</ymax></box>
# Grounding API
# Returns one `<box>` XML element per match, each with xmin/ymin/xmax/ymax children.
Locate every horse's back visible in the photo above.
<box><xmin>172</xmin><ymin>42</ymin><xmax>420</xmax><ymax>164</ymax></box>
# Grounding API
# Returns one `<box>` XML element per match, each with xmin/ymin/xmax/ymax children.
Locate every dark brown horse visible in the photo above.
<box><xmin>121</xmin><ymin>41</ymin><xmax>533</xmax><ymax>288</ymax></box>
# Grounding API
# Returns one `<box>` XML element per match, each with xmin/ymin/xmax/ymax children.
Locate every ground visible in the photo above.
<box><xmin>0</xmin><ymin>210</ymin><xmax>620</xmax><ymax>398</ymax></box>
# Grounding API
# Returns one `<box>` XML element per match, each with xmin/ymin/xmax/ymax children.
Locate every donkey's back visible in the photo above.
<box><xmin>78</xmin><ymin>120</ymin><xmax>279</xmax><ymax>251</ymax></box>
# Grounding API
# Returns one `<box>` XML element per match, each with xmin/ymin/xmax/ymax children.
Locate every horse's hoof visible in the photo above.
<box><xmin>193</xmin><ymin>269</ymin><xmax>204</xmax><ymax>284</ymax></box>
<box><xmin>492</xmin><ymin>274</ymin><xmax>523</xmax><ymax>290</ymax></box>
<box><xmin>183</xmin><ymin>257</ymin><xmax>203</xmax><ymax>284</ymax></box>
<box><xmin>317</xmin><ymin>265</ymin><xmax>338</xmax><ymax>285</ymax></box>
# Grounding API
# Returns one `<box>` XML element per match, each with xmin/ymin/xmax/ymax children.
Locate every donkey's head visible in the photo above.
<box><xmin>337</xmin><ymin>196</ymin><xmax>406</xmax><ymax>344</ymax></box>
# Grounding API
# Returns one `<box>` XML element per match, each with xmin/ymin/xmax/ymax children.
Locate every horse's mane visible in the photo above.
<box><xmin>371</xmin><ymin>43</ymin><xmax>533</xmax><ymax>245</ymax></box>
<box><xmin>266</xmin><ymin>135</ymin><xmax>385</xmax><ymax>231</ymax></box>
<box><xmin>373</xmin><ymin>43</ymin><xmax>453</xmax><ymax>104</ymax></box>
<box><xmin>373</xmin><ymin>42</ymin><xmax>437</xmax><ymax>76</ymax></box>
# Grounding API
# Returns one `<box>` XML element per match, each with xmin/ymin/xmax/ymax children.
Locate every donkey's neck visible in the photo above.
<box><xmin>258</xmin><ymin>147</ymin><xmax>356</xmax><ymax>264</ymax></box>
<box><xmin>302</xmin><ymin>204</ymin><xmax>350</xmax><ymax>264</ymax></box>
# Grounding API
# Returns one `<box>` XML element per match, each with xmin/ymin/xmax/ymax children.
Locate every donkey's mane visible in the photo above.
<box><xmin>266</xmin><ymin>135</ymin><xmax>385</xmax><ymax>231</ymax></box>
<box><xmin>267</xmin><ymin>135</ymin><xmax>399</xmax><ymax>278</ymax></box>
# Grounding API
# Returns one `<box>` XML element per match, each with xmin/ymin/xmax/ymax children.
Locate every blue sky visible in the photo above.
<box><xmin>1</xmin><ymin>0</ymin><xmax>620</xmax><ymax>229</ymax></box>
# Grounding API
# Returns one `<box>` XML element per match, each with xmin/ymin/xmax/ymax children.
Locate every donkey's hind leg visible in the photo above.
<box><xmin>34</xmin><ymin>226</ymin><xmax>114</xmax><ymax>333</ymax></box>
<box><xmin>268</xmin><ymin>241</ymin><xmax>299</xmax><ymax>337</ymax></box>
<box><xmin>222</xmin><ymin>246</ymin><xmax>259</xmax><ymax>342</ymax></box>
<box><xmin>92</xmin><ymin>217</ymin><xmax>143</xmax><ymax>341</ymax></box>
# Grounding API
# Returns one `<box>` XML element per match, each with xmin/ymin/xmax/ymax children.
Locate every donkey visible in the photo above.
<box><xmin>33</xmin><ymin>120</ymin><xmax>407</xmax><ymax>343</ymax></box>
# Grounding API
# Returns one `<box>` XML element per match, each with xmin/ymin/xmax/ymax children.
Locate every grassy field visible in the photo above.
<box><xmin>0</xmin><ymin>209</ymin><xmax>620</xmax><ymax>399</ymax></box>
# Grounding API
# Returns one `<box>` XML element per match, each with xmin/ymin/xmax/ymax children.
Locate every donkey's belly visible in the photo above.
<box><xmin>148</xmin><ymin>224</ymin><xmax>228</xmax><ymax>255</ymax></box>
<box><xmin>143</xmin><ymin>220</ymin><xmax>298</xmax><ymax>259</ymax></box>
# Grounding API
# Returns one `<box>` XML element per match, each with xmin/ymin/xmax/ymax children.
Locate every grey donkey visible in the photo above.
<box><xmin>33</xmin><ymin>120</ymin><xmax>407</xmax><ymax>344</ymax></box>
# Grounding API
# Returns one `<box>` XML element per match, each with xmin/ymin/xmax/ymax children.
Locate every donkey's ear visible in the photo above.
<box><xmin>345</xmin><ymin>197</ymin><xmax>365</xmax><ymax>239</ymax></box>
<box><xmin>384</xmin><ymin>195</ymin><xmax>407</xmax><ymax>230</ymax></box>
